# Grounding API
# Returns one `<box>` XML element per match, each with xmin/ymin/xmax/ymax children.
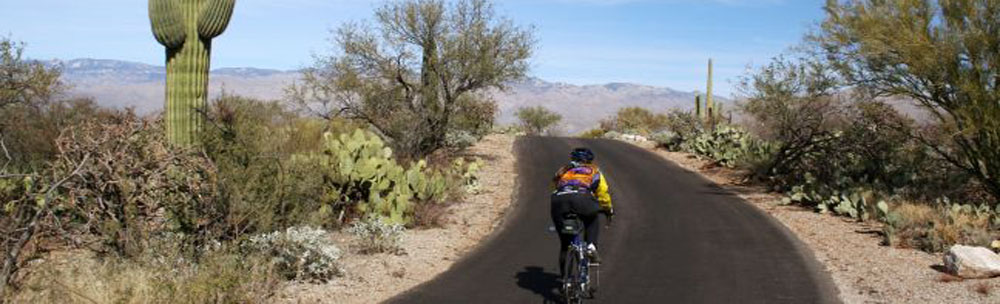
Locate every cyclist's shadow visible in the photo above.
<box><xmin>514</xmin><ymin>266</ymin><xmax>561</xmax><ymax>304</ymax></box>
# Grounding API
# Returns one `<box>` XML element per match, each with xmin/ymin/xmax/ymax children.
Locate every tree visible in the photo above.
<box><xmin>737</xmin><ymin>55</ymin><xmax>845</xmax><ymax>180</ymax></box>
<box><xmin>0</xmin><ymin>38</ymin><xmax>72</xmax><ymax>170</ymax></box>
<box><xmin>287</xmin><ymin>0</ymin><xmax>535</xmax><ymax>158</ymax></box>
<box><xmin>516</xmin><ymin>106</ymin><xmax>561</xmax><ymax>135</ymax></box>
<box><xmin>818</xmin><ymin>0</ymin><xmax>1000</xmax><ymax>203</ymax></box>
<box><xmin>0</xmin><ymin>39</ymin><xmax>61</xmax><ymax>111</ymax></box>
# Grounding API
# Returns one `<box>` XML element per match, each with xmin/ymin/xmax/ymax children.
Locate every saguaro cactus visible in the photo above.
<box><xmin>706</xmin><ymin>58</ymin><xmax>714</xmax><ymax>119</ymax></box>
<box><xmin>149</xmin><ymin>0</ymin><xmax>235</xmax><ymax>146</ymax></box>
<box><xmin>695</xmin><ymin>94</ymin><xmax>702</xmax><ymax>118</ymax></box>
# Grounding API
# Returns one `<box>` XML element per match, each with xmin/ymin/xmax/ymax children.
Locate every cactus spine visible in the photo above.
<box><xmin>149</xmin><ymin>0</ymin><xmax>235</xmax><ymax>146</ymax></box>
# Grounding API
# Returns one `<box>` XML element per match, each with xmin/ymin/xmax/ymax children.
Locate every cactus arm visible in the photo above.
<box><xmin>149</xmin><ymin>0</ymin><xmax>187</xmax><ymax>48</ymax></box>
<box><xmin>198</xmin><ymin>0</ymin><xmax>236</xmax><ymax>39</ymax></box>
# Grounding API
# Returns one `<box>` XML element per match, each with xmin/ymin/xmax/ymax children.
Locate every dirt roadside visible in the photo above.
<box><xmin>276</xmin><ymin>134</ymin><xmax>518</xmax><ymax>304</ymax></box>
<box><xmin>636</xmin><ymin>141</ymin><xmax>1000</xmax><ymax>304</ymax></box>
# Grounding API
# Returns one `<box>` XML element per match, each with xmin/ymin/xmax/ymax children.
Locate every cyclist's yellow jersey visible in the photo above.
<box><xmin>553</xmin><ymin>164</ymin><xmax>613</xmax><ymax>210</ymax></box>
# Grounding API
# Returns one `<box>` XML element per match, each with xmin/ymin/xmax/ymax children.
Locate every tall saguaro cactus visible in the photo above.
<box><xmin>706</xmin><ymin>58</ymin><xmax>714</xmax><ymax>119</ymax></box>
<box><xmin>149</xmin><ymin>0</ymin><xmax>235</xmax><ymax>146</ymax></box>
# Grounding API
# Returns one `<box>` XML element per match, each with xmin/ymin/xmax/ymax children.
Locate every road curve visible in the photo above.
<box><xmin>387</xmin><ymin>137</ymin><xmax>840</xmax><ymax>304</ymax></box>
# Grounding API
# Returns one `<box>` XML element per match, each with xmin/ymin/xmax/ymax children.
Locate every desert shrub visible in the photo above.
<box><xmin>347</xmin><ymin>215</ymin><xmax>405</xmax><ymax>255</ymax></box>
<box><xmin>42</xmin><ymin>113</ymin><xmax>220</xmax><ymax>258</ymax></box>
<box><xmin>515</xmin><ymin>106</ymin><xmax>562</xmax><ymax>135</ymax></box>
<box><xmin>600</xmin><ymin>107</ymin><xmax>669</xmax><ymax>136</ymax></box>
<box><xmin>444</xmin><ymin>130</ymin><xmax>479</xmax><ymax>151</ymax></box>
<box><xmin>578</xmin><ymin>128</ymin><xmax>606</xmax><ymax>139</ymax></box>
<box><xmin>657</xmin><ymin>109</ymin><xmax>704</xmax><ymax>149</ymax></box>
<box><xmin>244</xmin><ymin>226</ymin><xmax>343</xmax><ymax>282</ymax></box>
<box><xmin>202</xmin><ymin>95</ymin><xmax>329</xmax><ymax>234</ymax></box>
<box><xmin>883</xmin><ymin>201</ymin><xmax>1000</xmax><ymax>253</ymax></box>
<box><xmin>0</xmin><ymin>38</ymin><xmax>118</xmax><ymax>171</ymax></box>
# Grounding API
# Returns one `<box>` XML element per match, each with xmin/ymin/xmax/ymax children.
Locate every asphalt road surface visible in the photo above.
<box><xmin>388</xmin><ymin>137</ymin><xmax>840</xmax><ymax>304</ymax></box>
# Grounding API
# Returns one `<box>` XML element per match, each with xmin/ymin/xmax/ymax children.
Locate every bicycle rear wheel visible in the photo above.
<box><xmin>562</xmin><ymin>248</ymin><xmax>583</xmax><ymax>304</ymax></box>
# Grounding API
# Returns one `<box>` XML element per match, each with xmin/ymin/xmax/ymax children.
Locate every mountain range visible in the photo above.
<box><xmin>53</xmin><ymin>58</ymin><xmax>726</xmax><ymax>134</ymax></box>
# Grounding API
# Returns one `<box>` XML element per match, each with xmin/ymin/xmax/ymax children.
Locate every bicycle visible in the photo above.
<box><xmin>556</xmin><ymin>213</ymin><xmax>608</xmax><ymax>304</ymax></box>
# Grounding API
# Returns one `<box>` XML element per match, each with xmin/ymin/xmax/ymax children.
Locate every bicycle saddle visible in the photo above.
<box><xmin>559</xmin><ymin>214</ymin><xmax>584</xmax><ymax>235</ymax></box>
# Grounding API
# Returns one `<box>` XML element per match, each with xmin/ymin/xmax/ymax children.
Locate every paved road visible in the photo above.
<box><xmin>388</xmin><ymin>137</ymin><xmax>840</xmax><ymax>304</ymax></box>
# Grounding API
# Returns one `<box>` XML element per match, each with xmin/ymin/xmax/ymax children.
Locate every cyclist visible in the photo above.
<box><xmin>551</xmin><ymin>147</ymin><xmax>614</xmax><ymax>277</ymax></box>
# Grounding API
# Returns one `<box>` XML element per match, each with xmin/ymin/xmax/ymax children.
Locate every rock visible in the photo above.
<box><xmin>618</xmin><ymin>133</ymin><xmax>648</xmax><ymax>142</ymax></box>
<box><xmin>944</xmin><ymin>245</ymin><xmax>1000</xmax><ymax>279</ymax></box>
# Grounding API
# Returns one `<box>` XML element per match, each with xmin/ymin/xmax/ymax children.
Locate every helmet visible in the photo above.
<box><xmin>570</xmin><ymin>147</ymin><xmax>595</xmax><ymax>163</ymax></box>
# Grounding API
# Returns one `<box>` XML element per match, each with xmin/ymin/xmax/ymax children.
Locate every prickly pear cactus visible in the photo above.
<box><xmin>317</xmin><ymin>129</ymin><xmax>451</xmax><ymax>225</ymax></box>
<box><xmin>149</xmin><ymin>0</ymin><xmax>236</xmax><ymax>146</ymax></box>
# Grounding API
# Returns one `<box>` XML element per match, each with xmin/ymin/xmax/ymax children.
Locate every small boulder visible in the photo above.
<box><xmin>944</xmin><ymin>245</ymin><xmax>1000</xmax><ymax>279</ymax></box>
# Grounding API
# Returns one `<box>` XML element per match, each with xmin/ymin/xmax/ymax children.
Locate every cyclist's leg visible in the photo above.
<box><xmin>570</xmin><ymin>194</ymin><xmax>601</xmax><ymax>246</ymax></box>
<box><xmin>551</xmin><ymin>193</ymin><xmax>573</xmax><ymax>277</ymax></box>
<box><xmin>557</xmin><ymin>233</ymin><xmax>572</xmax><ymax>277</ymax></box>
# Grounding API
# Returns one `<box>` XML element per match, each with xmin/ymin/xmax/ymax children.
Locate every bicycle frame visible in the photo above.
<box><xmin>562</xmin><ymin>220</ymin><xmax>596</xmax><ymax>303</ymax></box>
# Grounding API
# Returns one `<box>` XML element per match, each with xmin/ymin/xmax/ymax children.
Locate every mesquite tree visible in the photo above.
<box><xmin>289</xmin><ymin>0</ymin><xmax>535</xmax><ymax>158</ymax></box>
<box><xmin>818</xmin><ymin>0</ymin><xmax>1000</xmax><ymax>203</ymax></box>
<box><xmin>149</xmin><ymin>0</ymin><xmax>236</xmax><ymax>146</ymax></box>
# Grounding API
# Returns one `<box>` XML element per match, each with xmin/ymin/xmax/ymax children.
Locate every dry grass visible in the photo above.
<box><xmin>889</xmin><ymin>202</ymin><xmax>996</xmax><ymax>253</ymax></box>
<box><xmin>412</xmin><ymin>200</ymin><xmax>452</xmax><ymax>228</ymax></box>
<box><xmin>11</xmin><ymin>249</ymin><xmax>279</xmax><ymax>304</ymax></box>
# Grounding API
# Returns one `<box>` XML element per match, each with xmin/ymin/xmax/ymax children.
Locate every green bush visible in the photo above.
<box><xmin>202</xmin><ymin>95</ymin><xmax>329</xmax><ymax>234</ymax></box>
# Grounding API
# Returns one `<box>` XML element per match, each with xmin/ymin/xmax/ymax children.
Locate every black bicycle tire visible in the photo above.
<box><xmin>563</xmin><ymin>246</ymin><xmax>583</xmax><ymax>304</ymax></box>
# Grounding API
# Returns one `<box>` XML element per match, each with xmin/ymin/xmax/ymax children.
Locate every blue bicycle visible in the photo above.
<box><xmin>557</xmin><ymin>213</ymin><xmax>601</xmax><ymax>304</ymax></box>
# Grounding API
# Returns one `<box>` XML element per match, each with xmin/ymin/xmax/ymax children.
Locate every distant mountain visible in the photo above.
<box><xmin>53</xmin><ymin>58</ymin><xmax>726</xmax><ymax>134</ymax></box>
<box><xmin>51</xmin><ymin>59</ymin><xmax>298</xmax><ymax>114</ymax></box>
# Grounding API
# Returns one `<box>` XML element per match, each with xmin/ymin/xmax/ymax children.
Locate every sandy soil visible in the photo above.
<box><xmin>645</xmin><ymin>145</ymin><xmax>1000</xmax><ymax>304</ymax></box>
<box><xmin>276</xmin><ymin>134</ymin><xmax>518</xmax><ymax>304</ymax></box>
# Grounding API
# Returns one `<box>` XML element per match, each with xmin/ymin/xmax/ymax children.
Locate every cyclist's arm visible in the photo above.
<box><xmin>551</xmin><ymin>166</ymin><xmax>568</xmax><ymax>191</ymax></box>
<box><xmin>593</xmin><ymin>172</ymin><xmax>613</xmax><ymax>211</ymax></box>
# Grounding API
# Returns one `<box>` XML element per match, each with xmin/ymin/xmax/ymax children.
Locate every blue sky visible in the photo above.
<box><xmin>0</xmin><ymin>0</ymin><xmax>826</xmax><ymax>96</ymax></box>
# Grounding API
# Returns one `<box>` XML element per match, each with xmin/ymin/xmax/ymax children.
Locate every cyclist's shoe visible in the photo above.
<box><xmin>586</xmin><ymin>243</ymin><xmax>601</xmax><ymax>264</ymax></box>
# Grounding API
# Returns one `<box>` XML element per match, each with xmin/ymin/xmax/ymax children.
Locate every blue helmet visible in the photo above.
<box><xmin>570</xmin><ymin>147</ymin><xmax>595</xmax><ymax>163</ymax></box>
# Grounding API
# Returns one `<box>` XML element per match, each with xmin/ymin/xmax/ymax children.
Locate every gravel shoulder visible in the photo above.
<box><xmin>275</xmin><ymin>134</ymin><xmax>518</xmax><ymax>304</ymax></box>
<box><xmin>638</xmin><ymin>142</ymin><xmax>1000</xmax><ymax>304</ymax></box>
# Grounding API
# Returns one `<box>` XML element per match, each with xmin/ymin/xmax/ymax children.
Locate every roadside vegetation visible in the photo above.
<box><xmin>515</xmin><ymin>105</ymin><xmax>562</xmax><ymax>135</ymax></box>
<box><xmin>0</xmin><ymin>0</ymin><xmax>533</xmax><ymax>302</ymax></box>
<box><xmin>592</xmin><ymin>0</ymin><xmax>1000</xmax><ymax>254</ymax></box>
